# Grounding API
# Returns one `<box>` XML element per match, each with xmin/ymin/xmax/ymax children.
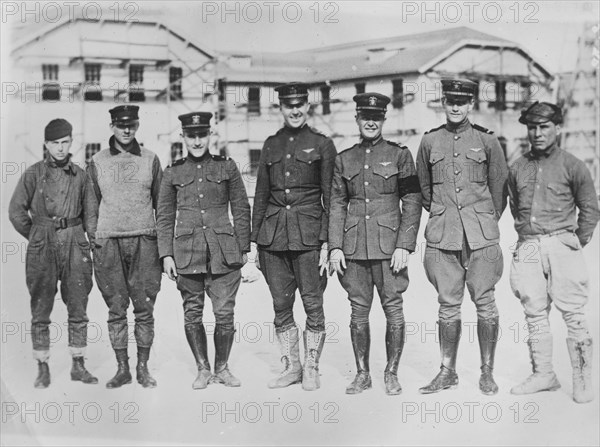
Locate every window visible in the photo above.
<box><xmin>169</xmin><ymin>67</ymin><xmax>183</xmax><ymax>100</ymax></box>
<box><xmin>493</xmin><ymin>80</ymin><xmax>507</xmax><ymax>111</ymax></box>
<box><xmin>42</xmin><ymin>64</ymin><xmax>60</xmax><ymax>101</ymax></box>
<box><xmin>473</xmin><ymin>80</ymin><xmax>480</xmax><ymax>111</ymax></box>
<box><xmin>84</xmin><ymin>64</ymin><xmax>102</xmax><ymax>101</ymax></box>
<box><xmin>217</xmin><ymin>79</ymin><xmax>227</xmax><ymax>120</ymax></box>
<box><xmin>85</xmin><ymin>143</ymin><xmax>101</xmax><ymax>163</ymax></box>
<box><xmin>129</xmin><ymin>65</ymin><xmax>145</xmax><ymax>102</ymax></box>
<box><xmin>392</xmin><ymin>79</ymin><xmax>404</xmax><ymax>109</ymax></box>
<box><xmin>171</xmin><ymin>142</ymin><xmax>183</xmax><ymax>163</ymax></box>
<box><xmin>355</xmin><ymin>82</ymin><xmax>365</xmax><ymax>95</ymax></box>
<box><xmin>321</xmin><ymin>86</ymin><xmax>331</xmax><ymax>115</ymax></box>
<box><xmin>249</xmin><ymin>149</ymin><xmax>261</xmax><ymax>176</ymax></box>
<box><xmin>248</xmin><ymin>86</ymin><xmax>260</xmax><ymax>116</ymax></box>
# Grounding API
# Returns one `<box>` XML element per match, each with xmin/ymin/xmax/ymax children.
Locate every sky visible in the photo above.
<box><xmin>3</xmin><ymin>1</ymin><xmax>599</xmax><ymax>75</ymax></box>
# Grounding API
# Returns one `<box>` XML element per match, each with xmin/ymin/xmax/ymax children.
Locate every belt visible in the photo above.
<box><xmin>33</xmin><ymin>216</ymin><xmax>82</xmax><ymax>230</ymax></box>
<box><xmin>519</xmin><ymin>229</ymin><xmax>573</xmax><ymax>241</ymax></box>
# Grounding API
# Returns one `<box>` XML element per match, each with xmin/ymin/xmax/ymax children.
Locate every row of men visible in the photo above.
<box><xmin>9</xmin><ymin>79</ymin><xmax>599</xmax><ymax>403</ymax></box>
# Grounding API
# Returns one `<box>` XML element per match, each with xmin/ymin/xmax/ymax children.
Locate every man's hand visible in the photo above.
<box><xmin>319</xmin><ymin>242</ymin><xmax>328</xmax><ymax>276</ymax></box>
<box><xmin>329</xmin><ymin>248</ymin><xmax>346</xmax><ymax>276</ymax></box>
<box><xmin>163</xmin><ymin>256</ymin><xmax>178</xmax><ymax>281</ymax></box>
<box><xmin>390</xmin><ymin>248</ymin><xmax>410</xmax><ymax>273</ymax></box>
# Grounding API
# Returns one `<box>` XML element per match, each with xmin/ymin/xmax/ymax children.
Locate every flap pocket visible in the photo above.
<box><xmin>373</xmin><ymin>163</ymin><xmax>399</xmax><ymax>179</ymax></box>
<box><xmin>265</xmin><ymin>206</ymin><xmax>281</xmax><ymax>219</ymax></box>
<box><xmin>296</xmin><ymin>149</ymin><xmax>321</xmax><ymax>164</ymax></box>
<box><xmin>265</xmin><ymin>150</ymin><xmax>283</xmax><ymax>166</ymax></box>
<box><xmin>206</xmin><ymin>167</ymin><xmax>229</xmax><ymax>183</ymax></box>
<box><xmin>344</xmin><ymin>215</ymin><xmax>360</xmax><ymax>232</ymax></box>
<box><xmin>213</xmin><ymin>225</ymin><xmax>235</xmax><ymax>236</ymax></box>
<box><xmin>466</xmin><ymin>150</ymin><xmax>487</xmax><ymax>164</ymax></box>
<box><xmin>175</xmin><ymin>227</ymin><xmax>194</xmax><ymax>238</ymax></box>
<box><xmin>342</xmin><ymin>166</ymin><xmax>361</xmax><ymax>181</ymax></box>
<box><xmin>429</xmin><ymin>203</ymin><xmax>446</xmax><ymax>216</ymax></box>
<box><xmin>474</xmin><ymin>201</ymin><xmax>495</xmax><ymax>214</ymax></box>
<box><xmin>377</xmin><ymin>214</ymin><xmax>399</xmax><ymax>232</ymax></box>
<box><xmin>172</xmin><ymin>176</ymin><xmax>194</xmax><ymax>187</ymax></box>
<box><xmin>429</xmin><ymin>152</ymin><xmax>445</xmax><ymax>165</ymax></box>
<box><xmin>547</xmin><ymin>183</ymin><xmax>569</xmax><ymax>195</ymax></box>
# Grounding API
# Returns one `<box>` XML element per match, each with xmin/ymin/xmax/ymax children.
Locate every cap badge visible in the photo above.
<box><xmin>192</xmin><ymin>115</ymin><xmax>200</xmax><ymax>124</ymax></box>
<box><xmin>369</xmin><ymin>96</ymin><xmax>377</xmax><ymax>106</ymax></box>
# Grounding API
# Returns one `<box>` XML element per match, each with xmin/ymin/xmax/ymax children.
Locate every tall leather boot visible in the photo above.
<box><xmin>106</xmin><ymin>349</ymin><xmax>132</xmax><ymax>389</ymax></box>
<box><xmin>268</xmin><ymin>326</ymin><xmax>303</xmax><ymax>389</ymax></box>
<box><xmin>346</xmin><ymin>323</ymin><xmax>372</xmax><ymax>394</ymax></box>
<box><xmin>211</xmin><ymin>326</ymin><xmax>241</xmax><ymax>387</ymax></box>
<box><xmin>34</xmin><ymin>361</ymin><xmax>50</xmax><ymax>389</ymax></box>
<box><xmin>566</xmin><ymin>338</ymin><xmax>594</xmax><ymax>403</ymax></box>
<box><xmin>511</xmin><ymin>332</ymin><xmax>560</xmax><ymax>394</ymax></box>
<box><xmin>478</xmin><ymin>317</ymin><xmax>499</xmax><ymax>395</ymax></box>
<box><xmin>136</xmin><ymin>346</ymin><xmax>157</xmax><ymax>388</ymax></box>
<box><xmin>71</xmin><ymin>356</ymin><xmax>98</xmax><ymax>384</ymax></box>
<box><xmin>185</xmin><ymin>324</ymin><xmax>212</xmax><ymax>390</ymax></box>
<box><xmin>384</xmin><ymin>324</ymin><xmax>405</xmax><ymax>396</ymax></box>
<box><xmin>302</xmin><ymin>329</ymin><xmax>326</xmax><ymax>391</ymax></box>
<box><xmin>419</xmin><ymin>320</ymin><xmax>460</xmax><ymax>394</ymax></box>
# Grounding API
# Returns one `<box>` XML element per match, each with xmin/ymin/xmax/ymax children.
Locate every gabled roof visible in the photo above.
<box><xmin>10</xmin><ymin>17</ymin><xmax>214</xmax><ymax>59</ymax></box>
<box><xmin>217</xmin><ymin>26</ymin><xmax>552</xmax><ymax>84</ymax></box>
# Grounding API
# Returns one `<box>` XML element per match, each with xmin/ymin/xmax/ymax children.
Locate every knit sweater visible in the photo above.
<box><xmin>88</xmin><ymin>138</ymin><xmax>162</xmax><ymax>238</ymax></box>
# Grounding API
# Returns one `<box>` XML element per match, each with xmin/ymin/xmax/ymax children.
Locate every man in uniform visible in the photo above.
<box><xmin>9</xmin><ymin>118</ymin><xmax>97</xmax><ymax>388</ymax></box>
<box><xmin>508</xmin><ymin>102</ymin><xmax>600</xmax><ymax>403</ymax></box>
<box><xmin>156</xmin><ymin>112</ymin><xmax>250</xmax><ymax>389</ymax></box>
<box><xmin>416</xmin><ymin>78</ymin><xmax>508</xmax><ymax>395</ymax></box>
<box><xmin>328</xmin><ymin>93</ymin><xmax>422</xmax><ymax>395</ymax></box>
<box><xmin>87</xmin><ymin>105</ymin><xmax>163</xmax><ymax>388</ymax></box>
<box><xmin>252</xmin><ymin>82</ymin><xmax>337</xmax><ymax>391</ymax></box>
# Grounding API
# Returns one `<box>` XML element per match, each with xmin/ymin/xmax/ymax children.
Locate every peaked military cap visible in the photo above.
<box><xmin>441</xmin><ymin>78</ymin><xmax>477</xmax><ymax>98</ymax></box>
<box><xmin>518</xmin><ymin>101</ymin><xmax>563</xmax><ymax>125</ymax></box>
<box><xmin>178</xmin><ymin>112</ymin><xmax>212</xmax><ymax>134</ymax></box>
<box><xmin>353</xmin><ymin>92</ymin><xmax>390</xmax><ymax>119</ymax></box>
<box><xmin>275</xmin><ymin>82</ymin><xmax>309</xmax><ymax>105</ymax></box>
<box><xmin>109</xmin><ymin>105</ymin><xmax>139</xmax><ymax>124</ymax></box>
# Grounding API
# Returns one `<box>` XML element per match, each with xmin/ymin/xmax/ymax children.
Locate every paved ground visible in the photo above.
<box><xmin>1</xmin><ymin>209</ymin><xmax>599</xmax><ymax>446</ymax></box>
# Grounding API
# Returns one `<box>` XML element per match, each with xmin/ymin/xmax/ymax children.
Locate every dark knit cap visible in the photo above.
<box><xmin>45</xmin><ymin>119</ymin><xmax>72</xmax><ymax>141</ymax></box>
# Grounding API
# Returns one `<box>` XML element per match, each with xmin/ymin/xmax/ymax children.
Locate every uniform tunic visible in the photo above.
<box><xmin>252</xmin><ymin>124</ymin><xmax>337</xmax><ymax>332</ymax></box>
<box><xmin>156</xmin><ymin>152</ymin><xmax>251</xmax><ymax>328</ymax></box>
<box><xmin>328</xmin><ymin>137</ymin><xmax>422</xmax><ymax>325</ymax></box>
<box><xmin>416</xmin><ymin>120</ymin><xmax>508</xmax><ymax>321</ymax></box>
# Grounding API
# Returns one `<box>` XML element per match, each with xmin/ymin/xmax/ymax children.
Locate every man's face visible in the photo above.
<box><xmin>443</xmin><ymin>96</ymin><xmax>473</xmax><ymax>124</ymax></box>
<box><xmin>183</xmin><ymin>131</ymin><xmax>210</xmax><ymax>158</ymax></box>
<box><xmin>356</xmin><ymin>113</ymin><xmax>385</xmax><ymax>141</ymax></box>
<box><xmin>527</xmin><ymin>121</ymin><xmax>560</xmax><ymax>152</ymax></box>
<box><xmin>44</xmin><ymin>135</ymin><xmax>72</xmax><ymax>161</ymax></box>
<box><xmin>280</xmin><ymin>101</ymin><xmax>310</xmax><ymax>129</ymax></box>
<box><xmin>110</xmin><ymin>121</ymin><xmax>139</xmax><ymax>146</ymax></box>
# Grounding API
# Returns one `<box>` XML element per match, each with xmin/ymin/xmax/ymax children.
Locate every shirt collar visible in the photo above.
<box><xmin>109</xmin><ymin>135</ymin><xmax>141</xmax><ymax>156</ymax></box>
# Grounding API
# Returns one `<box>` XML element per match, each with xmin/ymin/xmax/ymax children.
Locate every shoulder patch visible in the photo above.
<box><xmin>309</xmin><ymin>127</ymin><xmax>329</xmax><ymax>138</ymax></box>
<box><xmin>424</xmin><ymin>124</ymin><xmax>445</xmax><ymax>135</ymax></box>
<box><xmin>472</xmin><ymin>123</ymin><xmax>494</xmax><ymax>134</ymax></box>
<box><xmin>168</xmin><ymin>157</ymin><xmax>187</xmax><ymax>168</ymax></box>
<box><xmin>386</xmin><ymin>140</ymin><xmax>408</xmax><ymax>149</ymax></box>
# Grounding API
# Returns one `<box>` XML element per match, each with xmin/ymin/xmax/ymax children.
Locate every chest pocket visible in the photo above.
<box><xmin>172</xmin><ymin>175</ymin><xmax>195</xmax><ymax>204</ymax></box>
<box><xmin>429</xmin><ymin>152</ymin><xmax>446</xmax><ymax>184</ymax></box>
<box><xmin>465</xmin><ymin>150</ymin><xmax>488</xmax><ymax>183</ymax></box>
<box><xmin>372</xmin><ymin>162</ymin><xmax>399</xmax><ymax>194</ymax></box>
<box><xmin>341</xmin><ymin>164</ymin><xmax>361</xmax><ymax>196</ymax></box>
<box><xmin>264</xmin><ymin>150</ymin><xmax>283</xmax><ymax>185</ymax></box>
<box><xmin>295</xmin><ymin>149</ymin><xmax>321</xmax><ymax>184</ymax></box>
<box><xmin>206</xmin><ymin>166</ymin><xmax>230</xmax><ymax>205</ymax></box>
<box><xmin>546</xmin><ymin>183</ymin><xmax>572</xmax><ymax>212</ymax></box>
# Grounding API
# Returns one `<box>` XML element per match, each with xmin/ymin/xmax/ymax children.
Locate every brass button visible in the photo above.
<box><xmin>365</xmin><ymin>215</ymin><xmax>370</xmax><ymax>220</ymax></box>
<box><xmin>286</xmin><ymin>205</ymin><xmax>291</xmax><ymax>210</ymax></box>
<box><xmin>364</xmin><ymin>165</ymin><xmax>369</xmax><ymax>169</ymax></box>
<box><xmin>285</xmin><ymin>189</ymin><xmax>290</xmax><ymax>193</ymax></box>
<box><xmin>285</xmin><ymin>172</ymin><xmax>290</xmax><ymax>177</ymax></box>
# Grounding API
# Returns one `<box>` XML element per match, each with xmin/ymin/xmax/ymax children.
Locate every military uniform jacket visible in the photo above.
<box><xmin>251</xmin><ymin>124</ymin><xmax>337</xmax><ymax>251</ymax></box>
<box><xmin>328</xmin><ymin>137</ymin><xmax>422</xmax><ymax>260</ymax></box>
<box><xmin>156</xmin><ymin>153</ymin><xmax>251</xmax><ymax>275</ymax></box>
<box><xmin>416</xmin><ymin>120</ymin><xmax>508</xmax><ymax>250</ymax></box>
